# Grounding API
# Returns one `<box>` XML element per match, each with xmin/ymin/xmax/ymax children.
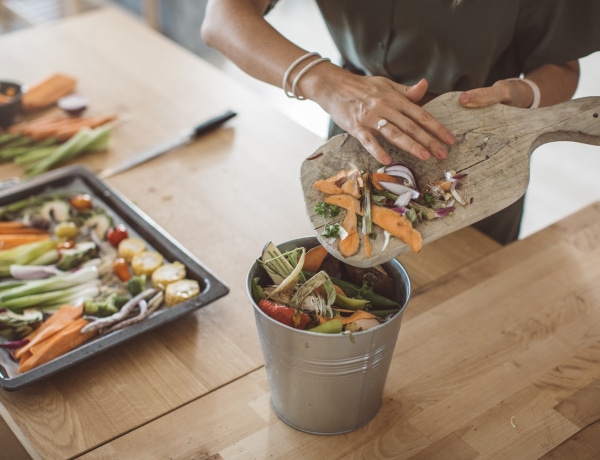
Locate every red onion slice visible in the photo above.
<box><xmin>379</xmin><ymin>163</ymin><xmax>417</xmax><ymax>188</ymax></box>
<box><xmin>379</xmin><ymin>181</ymin><xmax>420</xmax><ymax>199</ymax></box>
<box><xmin>393</xmin><ymin>191</ymin><xmax>413</xmax><ymax>207</ymax></box>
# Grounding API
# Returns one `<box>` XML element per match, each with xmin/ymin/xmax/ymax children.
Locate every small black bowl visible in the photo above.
<box><xmin>0</xmin><ymin>81</ymin><xmax>23</xmax><ymax>129</ymax></box>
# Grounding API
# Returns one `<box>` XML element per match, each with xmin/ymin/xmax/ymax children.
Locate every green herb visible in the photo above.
<box><xmin>315</xmin><ymin>202</ymin><xmax>341</xmax><ymax>219</ymax></box>
<box><xmin>423</xmin><ymin>192</ymin><xmax>436</xmax><ymax>208</ymax></box>
<box><xmin>322</xmin><ymin>223</ymin><xmax>340</xmax><ymax>238</ymax></box>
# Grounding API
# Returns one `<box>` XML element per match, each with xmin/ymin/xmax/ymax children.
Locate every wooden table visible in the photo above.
<box><xmin>1</xmin><ymin>6</ymin><xmax>598</xmax><ymax>460</ymax></box>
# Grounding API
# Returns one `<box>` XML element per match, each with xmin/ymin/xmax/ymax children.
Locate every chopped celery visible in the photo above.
<box><xmin>25</xmin><ymin>125</ymin><xmax>112</xmax><ymax>177</ymax></box>
<box><xmin>0</xmin><ymin>240</ymin><xmax>59</xmax><ymax>277</ymax></box>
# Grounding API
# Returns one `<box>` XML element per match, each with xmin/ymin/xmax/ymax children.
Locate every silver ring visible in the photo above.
<box><xmin>377</xmin><ymin>119</ymin><xmax>388</xmax><ymax>130</ymax></box>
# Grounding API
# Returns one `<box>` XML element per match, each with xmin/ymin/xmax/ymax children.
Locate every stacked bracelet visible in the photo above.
<box><xmin>282</xmin><ymin>51</ymin><xmax>330</xmax><ymax>100</ymax></box>
<box><xmin>507</xmin><ymin>77</ymin><xmax>541</xmax><ymax>108</ymax></box>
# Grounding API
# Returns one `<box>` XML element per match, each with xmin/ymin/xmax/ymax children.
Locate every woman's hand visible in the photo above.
<box><xmin>458</xmin><ymin>61</ymin><xmax>580</xmax><ymax>109</ymax></box>
<box><xmin>304</xmin><ymin>68</ymin><xmax>456</xmax><ymax>165</ymax></box>
<box><xmin>458</xmin><ymin>79</ymin><xmax>535</xmax><ymax>108</ymax></box>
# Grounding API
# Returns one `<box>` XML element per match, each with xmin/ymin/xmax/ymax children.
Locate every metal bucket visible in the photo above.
<box><xmin>246</xmin><ymin>236</ymin><xmax>411</xmax><ymax>435</ymax></box>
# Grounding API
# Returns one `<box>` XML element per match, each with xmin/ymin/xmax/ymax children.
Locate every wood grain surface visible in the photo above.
<box><xmin>301</xmin><ymin>95</ymin><xmax>600</xmax><ymax>267</ymax></box>
<box><xmin>80</xmin><ymin>202</ymin><xmax>600</xmax><ymax>460</ymax></box>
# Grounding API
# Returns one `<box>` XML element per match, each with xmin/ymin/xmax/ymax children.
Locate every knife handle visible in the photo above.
<box><xmin>192</xmin><ymin>110</ymin><xmax>237</xmax><ymax>138</ymax></box>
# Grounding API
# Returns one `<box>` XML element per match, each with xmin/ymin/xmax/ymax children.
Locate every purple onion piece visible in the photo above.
<box><xmin>0</xmin><ymin>339</ymin><xmax>29</xmax><ymax>349</ymax></box>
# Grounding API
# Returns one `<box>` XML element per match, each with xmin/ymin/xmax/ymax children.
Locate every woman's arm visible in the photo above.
<box><xmin>459</xmin><ymin>60</ymin><xmax>580</xmax><ymax>108</ymax></box>
<box><xmin>201</xmin><ymin>0</ymin><xmax>455</xmax><ymax>165</ymax></box>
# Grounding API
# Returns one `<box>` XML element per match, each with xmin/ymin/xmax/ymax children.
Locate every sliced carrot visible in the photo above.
<box><xmin>21</xmin><ymin>73</ymin><xmax>77</xmax><ymax>112</ymax></box>
<box><xmin>371</xmin><ymin>172</ymin><xmax>399</xmax><ymax>191</ymax></box>
<box><xmin>0</xmin><ymin>222</ymin><xmax>49</xmax><ymax>235</ymax></box>
<box><xmin>0</xmin><ymin>221</ymin><xmax>27</xmax><ymax>229</ymax></box>
<box><xmin>324</xmin><ymin>194</ymin><xmax>422</xmax><ymax>253</ymax></box>
<box><xmin>338</xmin><ymin>310</ymin><xmax>377</xmax><ymax>325</ymax></box>
<box><xmin>9</xmin><ymin>114</ymin><xmax>116</xmax><ymax>141</ymax></box>
<box><xmin>338</xmin><ymin>208</ymin><xmax>360</xmax><ymax>257</ymax></box>
<box><xmin>371</xmin><ymin>205</ymin><xmax>422</xmax><ymax>253</ymax></box>
<box><xmin>53</xmin><ymin>114</ymin><xmax>117</xmax><ymax>141</ymax></box>
<box><xmin>340</xmin><ymin>179</ymin><xmax>361</xmax><ymax>198</ymax></box>
<box><xmin>15</xmin><ymin>305</ymin><xmax>83</xmax><ymax>359</ymax></box>
<box><xmin>9</xmin><ymin>116</ymin><xmax>71</xmax><ymax>136</ymax></box>
<box><xmin>0</xmin><ymin>233</ymin><xmax>51</xmax><ymax>250</ymax></box>
<box><xmin>323</xmin><ymin>194</ymin><xmax>361</xmax><ymax>215</ymax></box>
<box><xmin>313</xmin><ymin>169</ymin><xmax>361</xmax><ymax>199</ymax></box>
<box><xmin>363</xmin><ymin>233</ymin><xmax>372</xmax><ymax>258</ymax></box>
<box><xmin>18</xmin><ymin>317</ymin><xmax>95</xmax><ymax>373</ymax></box>
<box><xmin>303</xmin><ymin>245</ymin><xmax>329</xmax><ymax>273</ymax></box>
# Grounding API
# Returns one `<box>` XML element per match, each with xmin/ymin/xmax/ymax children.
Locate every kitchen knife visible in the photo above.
<box><xmin>98</xmin><ymin>109</ymin><xmax>237</xmax><ymax>179</ymax></box>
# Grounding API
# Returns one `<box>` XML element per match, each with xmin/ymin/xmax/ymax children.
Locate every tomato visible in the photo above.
<box><xmin>70</xmin><ymin>194</ymin><xmax>93</xmax><ymax>211</ymax></box>
<box><xmin>257</xmin><ymin>299</ymin><xmax>311</xmax><ymax>329</ymax></box>
<box><xmin>106</xmin><ymin>224</ymin><xmax>129</xmax><ymax>247</ymax></box>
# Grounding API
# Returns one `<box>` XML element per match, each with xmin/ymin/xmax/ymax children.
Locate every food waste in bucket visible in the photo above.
<box><xmin>247</xmin><ymin>236</ymin><xmax>411</xmax><ymax>435</ymax></box>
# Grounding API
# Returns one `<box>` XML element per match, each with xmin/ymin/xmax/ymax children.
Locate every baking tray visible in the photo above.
<box><xmin>0</xmin><ymin>165</ymin><xmax>229</xmax><ymax>390</ymax></box>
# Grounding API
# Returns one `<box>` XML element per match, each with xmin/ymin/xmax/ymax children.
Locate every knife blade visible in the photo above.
<box><xmin>98</xmin><ymin>109</ymin><xmax>237</xmax><ymax>179</ymax></box>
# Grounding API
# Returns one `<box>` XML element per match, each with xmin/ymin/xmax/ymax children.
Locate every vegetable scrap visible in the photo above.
<box><xmin>313</xmin><ymin>162</ymin><xmax>469</xmax><ymax>257</ymax></box>
<box><xmin>0</xmin><ymin>192</ymin><xmax>201</xmax><ymax>373</ymax></box>
<box><xmin>252</xmin><ymin>241</ymin><xmax>403</xmax><ymax>334</ymax></box>
<box><xmin>21</xmin><ymin>73</ymin><xmax>77</xmax><ymax>112</ymax></box>
<box><xmin>0</xmin><ymin>116</ymin><xmax>115</xmax><ymax>177</ymax></box>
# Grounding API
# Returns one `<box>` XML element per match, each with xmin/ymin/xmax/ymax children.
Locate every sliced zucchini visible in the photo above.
<box><xmin>84</xmin><ymin>212</ymin><xmax>113</xmax><ymax>240</ymax></box>
<box><xmin>39</xmin><ymin>199</ymin><xmax>71</xmax><ymax>222</ymax></box>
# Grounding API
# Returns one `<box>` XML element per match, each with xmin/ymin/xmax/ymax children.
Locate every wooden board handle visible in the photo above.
<box><xmin>524</xmin><ymin>96</ymin><xmax>600</xmax><ymax>153</ymax></box>
<box><xmin>425</xmin><ymin>93</ymin><xmax>600</xmax><ymax>158</ymax></box>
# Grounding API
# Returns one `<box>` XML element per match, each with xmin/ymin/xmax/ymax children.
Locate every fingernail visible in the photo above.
<box><xmin>436</xmin><ymin>147</ymin><xmax>448</xmax><ymax>159</ymax></box>
<box><xmin>420</xmin><ymin>149</ymin><xmax>431</xmax><ymax>160</ymax></box>
<box><xmin>382</xmin><ymin>154</ymin><xmax>392</xmax><ymax>165</ymax></box>
<box><xmin>459</xmin><ymin>92</ymin><xmax>469</xmax><ymax>105</ymax></box>
<box><xmin>446</xmin><ymin>134</ymin><xmax>456</xmax><ymax>145</ymax></box>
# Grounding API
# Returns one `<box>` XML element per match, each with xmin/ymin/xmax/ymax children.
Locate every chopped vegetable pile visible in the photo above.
<box><xmin>251</xmin><ymin>241</ymin><xmax>404</xmax><ymax>334</ymax></box>
<box><xmin>0</xmin><ymin>116</ymin><xmax>114</xmax><ymax>177</ymax></box>
<box><xmin>313</xmin><ymin>162</ymin><xmax>469</xmax><ymax>258</ymax></box>
<box><xmin>0</xmin><ymin>191</ymin><xmax>200</xmax><ymax>373</ymax></box>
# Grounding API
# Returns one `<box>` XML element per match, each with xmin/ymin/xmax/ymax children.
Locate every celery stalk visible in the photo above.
<box><xmin>0</xmin><ymin>265</ymin><xmax>99</xmax><ymax>302</ymax></box>
<box><xmin>0</xmin><ymin>240</ymin><xmax>59</xmax><ymax>277</ymax></box>
<box><xmin>25</xmin><ymin>125</ymin><xmax>112</xmax><ymax>177</ymax></box>
<box><xmin>25</xmin><ymin>129</ymin><xmax>93</xmax><ymax>177</ymax></box>
<box><xmin>2</xmin><ymin>282</ymin><xmax>100</xmax><ymax>311</ymax></box>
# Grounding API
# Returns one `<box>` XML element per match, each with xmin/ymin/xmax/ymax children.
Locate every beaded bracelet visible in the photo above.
<box><xmin>507</xmin><ymin>77</ymin><xmax>541</xmax><ymax>108</ymax></box>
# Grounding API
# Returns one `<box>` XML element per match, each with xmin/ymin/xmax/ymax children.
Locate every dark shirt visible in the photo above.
<box><xmin>313</xmin><ymin>0</ymin><xmax>600</xmax><ymax>94</ymax></box>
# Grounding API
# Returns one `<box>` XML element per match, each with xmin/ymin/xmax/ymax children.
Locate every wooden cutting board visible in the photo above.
<box><xmin>301</xmin><ymin>92</ymin><xmax>600</xmax><ymax>267</ymax></box>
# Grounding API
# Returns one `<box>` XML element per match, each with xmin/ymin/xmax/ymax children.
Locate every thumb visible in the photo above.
<box><xmin>405</xmin><ymin>78</ymin><xmax>429</xmax><ymax>103</ymax></box>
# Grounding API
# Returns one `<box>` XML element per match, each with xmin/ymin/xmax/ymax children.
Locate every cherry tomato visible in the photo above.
<box><xmin>70</xmin><ymin>194</ymin><xmax>93</xmax><ymax>211</ymax></box>
<box><xmin>107</xmin><ymin>224</ymin><xmax>129</xmax><ymax>247</ymax></box>
<box><xmin>112</xmin><ymin>257</ymin><xmax>131</xmax><ymax>282</ymax></box>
